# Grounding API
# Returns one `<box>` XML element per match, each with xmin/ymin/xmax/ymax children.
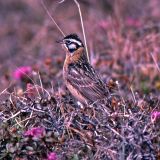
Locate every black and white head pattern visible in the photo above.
<box><xmin>63</xmin><ymin>34</ymin><xmax>84</xmax><ymax>53</ymax></box>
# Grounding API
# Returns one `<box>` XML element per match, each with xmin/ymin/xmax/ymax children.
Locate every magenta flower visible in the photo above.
<box><xmin>47</xmin><ymin>152</ymin><xmax>57</xmax><ymax>160</ymax></box>
<box><xmin>13</xmin><ymin>66</ymin><xmax>32</xmax><ymax>80</ymax></box>
<box><xmin>24</xmin><ymin>127</ymin><xmax>45</xmax><ymax>138</ymax></box>
<box><xmin>151</xmin><ymin>111</ymin><xmax>160</xmax><ymax>122</ymax></box>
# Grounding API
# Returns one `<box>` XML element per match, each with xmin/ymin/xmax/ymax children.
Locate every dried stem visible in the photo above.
<box><xmin>74</xmin><ymin>0</ymin><xmax>89</xmax><ymax>62</ymax></box>
<box><xmin>150</xmin><ymin>52</ymin><xmax>160</xmax><ymax>73</ymax></box>
<box><xmin>59</xmin><ymin>0</ymin><xmax>89</xmax><ymax>62</ymax></box>
<box><xmin>41</xmin><ymin>0</ymin><xmax>66</xmax><ymax>37</ymax></box>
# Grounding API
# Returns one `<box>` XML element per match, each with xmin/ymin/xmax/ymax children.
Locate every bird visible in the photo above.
<box><xmin>57</xmin><ymin>34</ymin><xmax>110</xmax><ymax>107</ymax></box>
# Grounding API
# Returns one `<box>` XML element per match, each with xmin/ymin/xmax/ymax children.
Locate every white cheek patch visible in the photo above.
<box><xmin>68</xmin><ymin>44</ymin><xmax>77</xmax><ymax>50</ymax></box>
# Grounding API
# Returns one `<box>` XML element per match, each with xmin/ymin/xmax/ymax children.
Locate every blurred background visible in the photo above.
<box><xmin>0</xmin><ymin>0</ymin><xmax>160</xmax><ymax>96</ymax></box>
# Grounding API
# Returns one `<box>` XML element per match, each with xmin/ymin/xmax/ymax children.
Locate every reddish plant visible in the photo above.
<box><xmin>13</xmin><ymin>66</ymin><xmax>32</xmax><ymax>80</ymax></box>
<box><xmin>47</xmin><ymin>152</ymin><xmax>57</xmax><ymax>160</ymax></box>
<box><xmin>24</xmin><ymin>127</ymin><xmax>45</xmax><ymax>138</ymax></box>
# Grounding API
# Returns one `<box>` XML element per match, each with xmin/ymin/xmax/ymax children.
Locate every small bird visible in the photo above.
<box><xmin>58</xmin><ymin>34</ymin><xmax>110</xmax><ymax>106</ymax></box>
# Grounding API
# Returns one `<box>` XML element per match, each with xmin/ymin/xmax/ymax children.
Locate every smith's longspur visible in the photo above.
<box><xmin>58</xmin><ymin>34</ymin><xmax>111</xmax><ymax>108</ymax></box>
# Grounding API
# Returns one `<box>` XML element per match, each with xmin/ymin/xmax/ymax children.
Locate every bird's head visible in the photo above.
<box><xmin>57</xmin><ymin>34</ymin><xmax>84</xmax><ymax>54</ymax></box>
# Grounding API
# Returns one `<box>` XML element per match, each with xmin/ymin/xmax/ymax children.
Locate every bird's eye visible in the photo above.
<box><xmin>65</xmin><ymin>40</ymin><xmax>71</xmax><ymax>45</ymax></box>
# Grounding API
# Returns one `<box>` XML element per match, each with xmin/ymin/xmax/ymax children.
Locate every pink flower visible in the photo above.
<box><xmin>125</xmin><ymin>18</ymin><xmax>141</xmax><ymax>27</ymax></box>
<box><xmin>151</xmin><ymin>111</ymin><xmax>160</xmax><ymax>122</ymax></box>
<box><xmin>13</xmin><ymin>66</ymin><xmax>32</xmax><ymax>80</ymax></box>
<box><xmin>47</xmin><ymin>152</ymin><xmax>57</xmax><ymax>160</ymax></box>
<box><xmin>24</xmin><ymin>127</ymin><xmax>45</xmax><ymax>138</ymax></box>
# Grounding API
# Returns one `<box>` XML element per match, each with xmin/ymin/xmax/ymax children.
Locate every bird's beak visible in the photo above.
<box><xmin>56</xmin><ymin>39</ymin><xmax>64</xmax><ymax>44</ymax></box>
<box><xmin>56</xmin><ymin>39</ymin><xmax>67</xmax><ymax>51</ymax></box>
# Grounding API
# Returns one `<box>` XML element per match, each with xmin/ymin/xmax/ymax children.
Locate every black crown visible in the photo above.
<box><xmin>63</xmin><ymin>33</ymin><xmax>79</xmax><ymax>39</ymax></box>
<box><xmin>63</xmin><ymin>34</ymin><xmax>83</xmax><ymax>45</ymax></box>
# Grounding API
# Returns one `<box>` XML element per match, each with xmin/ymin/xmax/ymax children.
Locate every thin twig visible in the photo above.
<box><xmin>116</xmin><ymin>81</ymin><xmax>127</xmax><ymax>116</ymax></box>
<box><xmin>0</xmin><ymin>83</ymin><xmax>12</xmax><ymax>97</ymax></box>
<box><xmin>38</xmin><ymin>71</ymin><xmax>45</xmax><ymax>96</ymax></box>
<box><xmin>15</xmin><ymin>118</ymin><xmax>23</xmax><ymax>127</ymax></box>
<box><xmin>41</xmin><ymin>0</ymin><xmax>66</xmax><ymax>37</ymax></box>
<box><xmin>4</xmin><ymin>111</ymin><xmax>21</xmax><ymax>122</ymax></box>
<box><xmin>25</xmin><ymin>110</ymin><xmax>34</xmax><ymax>127</ymax></box>
<box><xmin>150</xmin><ymin>52</ymin><xmax>160</xmax><ymax>73</ymax></box>
<box><xmin>74</xmin><ymin>0</ymin><xmax>89</xmax><ymax>62</ymax></box>
<box><xmin>130</xmin><ymin>85</ymin><xmax>136</xmax><ymax>104</ymax></box>
<box><xmin>106</xmin><ymin>124</ymin><xmax>124</xmax><ymax>140</ymax></box>
<box><xmin>59</xmin><ymin>0</ymin><xmax>89</xmax><ymax>61</ymax></box>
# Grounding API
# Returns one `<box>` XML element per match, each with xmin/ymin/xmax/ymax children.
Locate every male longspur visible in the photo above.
<box><xmin>58</xmin><ymin>34</ymin><xmax>110</xmax><ymax>106</ymax></box>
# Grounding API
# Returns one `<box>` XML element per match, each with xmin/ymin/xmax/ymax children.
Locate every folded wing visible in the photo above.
<box><xmin>67</xmin><ymin>62</ymin><xmax>108</xmax><ymax>104</ymax></box>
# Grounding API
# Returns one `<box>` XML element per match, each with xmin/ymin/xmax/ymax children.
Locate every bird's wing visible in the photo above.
<box><xmin>67</xmin><ymin>62</ymin><xmax>108</xmax><ymax>104</ymax></box>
